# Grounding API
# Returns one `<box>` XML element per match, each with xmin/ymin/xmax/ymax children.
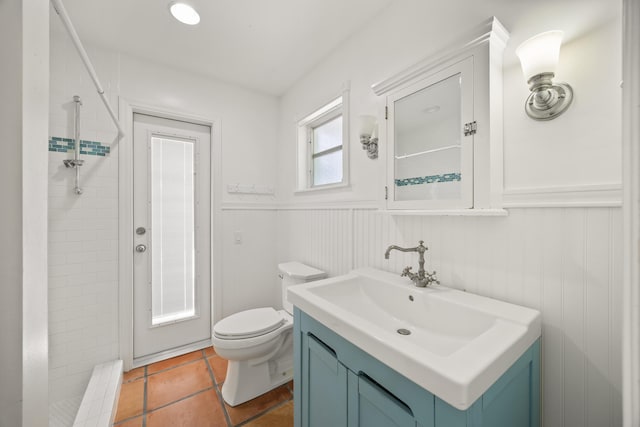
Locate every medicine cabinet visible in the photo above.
<box><xmin>372</xmin><ymin>17</ymin><xmax>509</xmax><ymax>214</ymax></box>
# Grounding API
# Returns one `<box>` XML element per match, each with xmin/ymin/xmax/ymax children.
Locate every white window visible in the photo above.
<box><xmin>297</xmin><ymin>94</ymin><xmax>349</xmax><ymax>191</ymax></box>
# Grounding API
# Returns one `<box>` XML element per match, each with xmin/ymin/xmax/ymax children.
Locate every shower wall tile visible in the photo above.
<box><xmin>48</xmin><ymin>137</ymin><xmax>112</xmax><ymax>157</ymax></box>
<box><xmin>48</xmin><ymin>148</ymin><xmax>119</xmax><ymax>401</ymax></box>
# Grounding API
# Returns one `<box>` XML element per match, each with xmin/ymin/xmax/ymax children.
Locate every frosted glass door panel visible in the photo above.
<box><xmin>150</xmin><ymin>137</ymin><xmax>195</xmax><ymax>325</ymax></box>
<box><xmin>394</xmin><ymin>73</ymin><xmax>461</xmax><ymax>202</ymax></box>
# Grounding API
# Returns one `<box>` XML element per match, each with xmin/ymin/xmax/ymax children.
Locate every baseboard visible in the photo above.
<box><xmin>132</xmin><ymin>338</ymin><xmax>212</xmax><ymax>369</ymax></box>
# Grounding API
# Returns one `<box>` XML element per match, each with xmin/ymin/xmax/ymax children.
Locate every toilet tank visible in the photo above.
<box><xmin>278</xmin><ymin>262</ymin><xmax>326</xmax><ymax>314</ymax></box>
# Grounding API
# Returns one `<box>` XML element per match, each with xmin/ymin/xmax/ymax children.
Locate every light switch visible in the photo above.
<box><xmin>234</xmin><ymin>231</ymin><xmax>243</xmax><ymax>244</ymax></box>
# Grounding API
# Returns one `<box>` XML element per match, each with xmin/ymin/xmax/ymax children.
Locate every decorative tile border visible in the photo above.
<box><xmin>395</xmin><ymin>172</ymin><xmax>461</xmax><ymax>187</ymax></box>
<box><xmin>48</xmin><ymin>137</ymin><xmax>110</xmax><ymax>157</ymax></box>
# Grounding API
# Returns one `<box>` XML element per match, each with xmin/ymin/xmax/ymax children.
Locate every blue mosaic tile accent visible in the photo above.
<box><xmin>48</xmin><ymin>137</ymin><xmax>110</xmax><ymax>157</ymax></box>
<box><xmin>395</xmin><ymin>172</ymin><xmax>461</xmax><ymax>187</ymax></box>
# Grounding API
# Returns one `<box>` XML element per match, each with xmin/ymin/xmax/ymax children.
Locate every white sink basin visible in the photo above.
<box><xmin>287</xmin><ymin>267</ymin><xmax>541</xmax><ymax>410</ymax></box>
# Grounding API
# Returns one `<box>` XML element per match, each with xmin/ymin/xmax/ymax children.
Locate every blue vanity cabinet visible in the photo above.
<box><xmin>348</xmin><ymin>371</ymin><xmax>420</xmax><ymax>427</ymax></box>
<box><xmin>300</xmin><ymin>333</ymin><xmax>348</xmax><ymax>427</ymax></box>
<box><xmin>294</xmin><ymin>308</ymin><xmax>540</xmax><ymax>427</ymax></box>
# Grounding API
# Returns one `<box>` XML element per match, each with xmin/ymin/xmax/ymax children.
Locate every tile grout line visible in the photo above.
<box><xmin>145</xmin><ymin>357</ymin><xmax>204</xmax><ymax>377</ymax></box>
<box><xmin>142</xmin><ymin>365</ymin><xmax>148</xmax><ymax>427</ymax></box>
<box><xmin>146</xmin><ymin>386</ymin><xmax>217</xmax><ymax>414</ymax></box>
<box><xmin>114</xmin><ymin>351</ymin><xmax>211</xmax><ymax>426</ymax></box>
<box><xmin>235</xmin><ymin>396</ymin><xmax>294</xmax><ymax>427</ymax></box>
<box><xmin>113</xmin><ymin>372</ymin><xmax>147</xmax><ymax>426</ymax></box>
<box><xmin>144</xmin><ymin>352</ymin><xmax>212</xmax><ymax>415</ymax></box>
<box><xmin>203</xmin><ymin>349</ymin><xmax>234</xmax><ymax>427</ymax></box>
<box><xmin>116</xmin><ymin>350</ymin><xmax>293</xmax><ymax>426</ymax></box>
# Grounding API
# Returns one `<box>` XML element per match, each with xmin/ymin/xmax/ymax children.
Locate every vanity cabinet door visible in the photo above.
<box><xmin>301</xmin><ymin>334</ymin><xmax>348</xmax><ymax>427</ymax></box>
<box><xmin>348</xmin><ymin>371</ymin><xmax>418</xmax><ymax>427</ymax></box>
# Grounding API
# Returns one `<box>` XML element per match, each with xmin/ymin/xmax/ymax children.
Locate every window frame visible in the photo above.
<box><xmin>308</xmin><ymin>112</ymin><xmax>343</xmax><ymax>187</ymax></box>
<box><xmin>296</xmin><ymin>89</ymin><xmax>350</xmax><ymax>192</ymax></box>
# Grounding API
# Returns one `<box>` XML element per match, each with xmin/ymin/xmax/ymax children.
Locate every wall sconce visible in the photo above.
<box><xmin>359</xmin><ymin>115</ymin><xmax>378</xmax><ymax>159</ymax></box>
<box><xmin>516</xmin><ymin>30</ymin><xmax>573</xmax><ymax>121</ymax></box>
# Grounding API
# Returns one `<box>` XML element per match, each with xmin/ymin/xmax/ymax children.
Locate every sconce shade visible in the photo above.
<box><xmin>358</xmin><ymin>115</ymin><xmax>377</xmax><ymax>136</ymax></box>
<box><xmin>516</xmin><ymin>30</ymin><xmax>563</xmax><ymax>81</ymax></box>
<box><xmin>516</xmin><ymin>30</ymin><xmax>572</xmax><ymax>120</ymax></box>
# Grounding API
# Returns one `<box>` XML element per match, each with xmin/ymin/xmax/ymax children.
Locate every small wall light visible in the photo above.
<box><xmin>358</xmin><ymin>115</ymin><xmax>378</xmax><ymax>159</ymax></box>
<box><xmin>516</xmin><ymin>30</ymin><xmax>573</xmax><ymax>120</ymax></box>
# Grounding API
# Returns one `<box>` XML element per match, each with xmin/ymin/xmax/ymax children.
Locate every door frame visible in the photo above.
<box><xmin>118</xmin><ymin>98</ymin><xmax>222</xmax><ymax>371</ymax></box>
<box><xmin>623</xmin><ymin>0</ymin><xmax>640</xmax><ymax>424</ymax></box>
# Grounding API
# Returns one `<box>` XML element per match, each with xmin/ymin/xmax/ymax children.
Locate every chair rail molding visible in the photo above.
<box><xmin>502</xmin><ymin>183</ymin><xmax>622</xmax><ymax>208</ymax></box>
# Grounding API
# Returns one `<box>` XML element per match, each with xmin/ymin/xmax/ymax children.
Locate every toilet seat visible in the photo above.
<box><xmin>212</xmin><ymin>310</ymin><xmax>293</xmax><ymax>352</ymax></box>
<box><xmin>214</xmin><ymin>307</ymin><xmax>285</xmax><ymax>340</ymax></box>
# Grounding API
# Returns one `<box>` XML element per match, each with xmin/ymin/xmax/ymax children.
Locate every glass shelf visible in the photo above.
<box><xmin>395</xmin><ymin>144</ymin><xmax>461</xmax><ymax>160</ymax></box>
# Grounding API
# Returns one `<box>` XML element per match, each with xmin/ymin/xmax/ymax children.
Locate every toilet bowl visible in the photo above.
<box><xmin>212</xmin><ymin>262</ymin><xmax>326</xmax><ymax>406</ymax></box>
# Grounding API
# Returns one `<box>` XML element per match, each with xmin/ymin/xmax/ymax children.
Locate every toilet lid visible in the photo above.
<box><xmin>213</xmin><ymin>307</ymin><xmax>285</xmax><ymax>339</ymax></box>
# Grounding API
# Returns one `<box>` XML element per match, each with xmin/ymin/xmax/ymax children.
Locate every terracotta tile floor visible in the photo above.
<box><xmin>113</xmin><ymin>348</ymin><xmax>294</xmax><ymax>427</ymax></box>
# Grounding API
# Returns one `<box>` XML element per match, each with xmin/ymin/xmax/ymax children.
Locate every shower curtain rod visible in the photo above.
<box><xmin>50</xmin><ymin>0</ymin><xmax>125</xmax><ymax>137</ymax></box>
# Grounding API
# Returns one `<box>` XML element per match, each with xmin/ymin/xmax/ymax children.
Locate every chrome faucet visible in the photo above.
<box><xmin>384</xmin><ymin>240</ymin><xmax>439</xmax><ymax>287</ymax></box>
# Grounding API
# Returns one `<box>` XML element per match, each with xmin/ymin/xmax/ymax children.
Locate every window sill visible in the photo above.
<box><xmin>294</xmin><ymin>182</ymin><xmax>351</xmax><ymax>194</ymax></box>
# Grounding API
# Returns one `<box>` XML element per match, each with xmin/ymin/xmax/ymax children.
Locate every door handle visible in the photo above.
<box><xmin>135</xmin><ymin>244</ymin><xmax>147</xmax><ymax>253</ymax></box>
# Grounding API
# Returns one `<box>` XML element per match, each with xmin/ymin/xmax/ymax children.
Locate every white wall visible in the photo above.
<box><xmin>276</xmin><ymin>1</ymin><xmax>623</xmax><ymax>426</ymax></box>
<box><xmin>48</xmin><ymin>29</ymin><xmax>279</xmax><ymax>402</ymax></box>
<box><xmin>0</xmin><ymin>0</ymin><xmax>50</xmax><ymax>426</ymax></box>
<box><xmin>278</xmin><ymin>1</ymin><xmax>621</xmax><ymax>205</ymax></box>
<box><xmin>0</xmin><ymin>2</ymin><xmax>25</xmax><ymax>424</ymax></box>
<box><xmin>503</xmin><ymin>21</ymin><xmax>622</xmax><ymax>190</ymax></box>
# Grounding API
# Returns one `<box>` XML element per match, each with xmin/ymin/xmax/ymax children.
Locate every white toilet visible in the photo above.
<box><xmin>212</xmin><ymin>261</ymin><xmax>326</xmax><ymax>406</ymax></box>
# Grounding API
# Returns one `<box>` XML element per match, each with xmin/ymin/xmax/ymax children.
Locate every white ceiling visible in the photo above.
<box><xmin>50</xmin><ymin>0</ymin><xmax>395</xmax><ymax>96</ymax></box>
<box><xmin>51</xmin><ymin>0</ymin><xmax>620</xmax><ymax>97</ymax></box>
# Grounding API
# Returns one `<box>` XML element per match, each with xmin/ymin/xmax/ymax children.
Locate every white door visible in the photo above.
<box><xmin>133</xmin><ymin>113</ymin><xmax>211</xmax><ymax>362</ymax></box>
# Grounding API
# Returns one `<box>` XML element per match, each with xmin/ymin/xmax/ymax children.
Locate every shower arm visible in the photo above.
<box><xmin>50</xmin><ymin>0</ymin><xmax>125</xmax><ymax>137</ymax></box>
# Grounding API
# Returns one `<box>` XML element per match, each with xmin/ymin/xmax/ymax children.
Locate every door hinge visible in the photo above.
<box><xmin>384</xmin><ymin>186</ymin><xmax>388</xmax><ymax>200</ymax></box>
<box><xmin>385</xmin><ymin>106</ymin><xmax>388</xmax><ymax>120</ymax></box>
<box><xmin>463</xmin><ymin>121</ymin><xmax>477</xmax><ymax>136</ymax></box>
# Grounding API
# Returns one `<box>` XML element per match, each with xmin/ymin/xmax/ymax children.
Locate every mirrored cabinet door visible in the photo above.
<box><xmin>387</xmin><ymin>57</ymin><xmax>473</xmax><ymax>210</ymax></box>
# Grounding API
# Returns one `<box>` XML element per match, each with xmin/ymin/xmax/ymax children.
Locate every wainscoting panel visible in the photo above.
<box><xmin>277</xmin><ymin>209</ymin><xmax>354</xmax><ymax>277</ymax></box>
<box><xmin>277</xmin><ymin>207</ymin><xmax>622</xmax><ymax>427</ymax></box>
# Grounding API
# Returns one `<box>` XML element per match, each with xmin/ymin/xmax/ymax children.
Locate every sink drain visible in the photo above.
<box><xmin>397</xmin><ymin>328</ymin><xmax>411</xmax><ymax>335</ymax></box>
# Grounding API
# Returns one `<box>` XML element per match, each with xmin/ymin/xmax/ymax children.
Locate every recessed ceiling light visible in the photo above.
<box><xmin>169</xmin><ymin>2</ymin><xmax>200</xmax><ymax>25</ymax></box>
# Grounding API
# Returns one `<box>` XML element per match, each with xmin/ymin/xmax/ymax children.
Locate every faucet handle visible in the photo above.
<box><xmin>401</xmin><ymin>266</ymin><xmax>413</xmax><ymax>277</ymax></box>
<box><xmin>426</xmin><ymin>270</ymin><xmax>439</xmax><ymax>285</ymax></box>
